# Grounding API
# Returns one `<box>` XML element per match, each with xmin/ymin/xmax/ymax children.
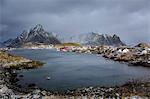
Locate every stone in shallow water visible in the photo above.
<box><xmin>19</xmin><ymin>74</ymin><xmax>24</xmax><ymax>77</ymax></box>
<box><xmin>28</xmin><ymin>83</ymin><xmax>36</xmax><ymax>88</ymax></box>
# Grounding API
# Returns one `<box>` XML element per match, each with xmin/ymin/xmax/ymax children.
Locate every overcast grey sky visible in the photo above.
<box><xmin>0</xmin><ymin>0</ymin><xmax>150</xmax><ymax>45</ymax></box>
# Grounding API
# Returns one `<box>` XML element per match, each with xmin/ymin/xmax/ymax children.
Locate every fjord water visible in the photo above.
<box><xmin>10</xmin><ymin>49</ymin><xmax>150</xmax><ymax>91</ymax></box>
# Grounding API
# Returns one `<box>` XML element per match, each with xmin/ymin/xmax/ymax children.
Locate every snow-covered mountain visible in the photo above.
<box><xmin>3</xmin><ymin>24</ymin><xmax>61</xmax><ymax>47</ymax></box>
<box><xmin>3</xmin><ymin>24</ymin><xmax>125</xmax><ymax>47</ymax></box>
<box><xmin>58</xmin><ymin>32</ymin><xmax>125</xmax><ymax>46</ymax></box>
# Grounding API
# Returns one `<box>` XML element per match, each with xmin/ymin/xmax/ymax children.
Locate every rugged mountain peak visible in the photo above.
<box><xmin>4</xmin><ymin>24</ymin><xmax>61</xmax><ymax>47</ymax></box>
<box><xmin>105</xmin><ymin>34</ymin><xmax>111</xmax><ymax>37</ymax></box>
<box><xmin>31</xmin><ymin>24</ymin><xmax>44</xmax><ymax>33</ymax></box>
<box><xmin>65</xmin><ymin>32</ymin><xmax>125</xmax><ymax>46</ymax></box>
<box><xmin>112</xmin><ymin>34</ymin><xmax>119</xmax><ymax>39</ymax></box>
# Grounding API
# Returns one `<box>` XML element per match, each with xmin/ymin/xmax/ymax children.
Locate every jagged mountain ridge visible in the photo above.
<box><xmin>4</xmin><ymin>24</ymin><xmax>61</xmax><ymax>47</ymax></box>
<box><xmin>3</xmin><ymin>39</ymin><xmax>14</xmax><ymax>47</ymax></box>
<box><xmin>3</xmin><ymin>24</ymin><xmax>125</xmax><ymax>47</ymax></box>
<box><xmin>60</xmin><ymin>32</ymin><xmax>125</xmax><ymax>46</ymax></box>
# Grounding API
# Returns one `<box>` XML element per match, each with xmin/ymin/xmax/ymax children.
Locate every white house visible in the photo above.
<box><xmin>117</xmin><ymin>49</ymin><xmax>122</xmax><ymax>53</ymax></box>
<box><xmin>122</xmin><ymin>49</ymin><xmax>130</xmax><ymax>54</ymax></box>
<box><xmin>141</xmin><ymin>50</ymin><xmax>147</xmax><ymax>55</ymax></box>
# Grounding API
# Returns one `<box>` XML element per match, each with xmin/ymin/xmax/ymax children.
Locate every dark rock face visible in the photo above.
<box><xmin>2</xmin><ymin>39</ymin><xmax>14</xmax><ymax>47</ymax></box>
<box><xmin>68</xmin><ymin>32</ymin><xmax>125</xmax><ymax>46</ymax></box>
<box><xmin>135</xmin><ymin>43</ymin><xmax>150</xmax><ymax>48</ymax></box>
<box><xmin>4</xmin><ymin>24</ymin><xmax>61</xmax><ymax>47</ymax></box>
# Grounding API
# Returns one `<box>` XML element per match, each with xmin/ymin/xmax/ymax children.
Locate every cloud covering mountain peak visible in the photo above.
<box><xmin>1</xmin><ymin>0</ymin><xmax>149</xmax><ymax>44</ymax></box>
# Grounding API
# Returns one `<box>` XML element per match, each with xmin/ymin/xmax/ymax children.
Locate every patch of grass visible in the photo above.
<box><xmin>9</xmin><ymin>61</ymin><xmax>44</xmax><ymax>69</ymax></box>
<box><xmin>0</xmin><ymin>51</ymin><xmax>44</xmax><ymax>69</ymax></box>
<box><xmin>56</xmin><ymin>42</ymin><xmax>81</xmax><ymax>47</ymax></box>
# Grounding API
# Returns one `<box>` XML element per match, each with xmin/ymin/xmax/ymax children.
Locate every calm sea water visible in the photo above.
<box><xmin>10</xmin><ymin>49</ymin><xmax>150</xmax><ymax>91</ymax></box>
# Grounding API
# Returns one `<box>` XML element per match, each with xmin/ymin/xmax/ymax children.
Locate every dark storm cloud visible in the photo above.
<box><xmin>0</xmin><ymin>0</ymin><xmax>150</xmax><ymax>44</ymax></box>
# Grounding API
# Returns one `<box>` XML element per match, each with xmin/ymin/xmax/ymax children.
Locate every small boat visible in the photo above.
<box><xmin>46</xmin><ymin>76</ymin><xmax>51</xmax><ymax>80</ymax></box>
<box><xmin>60</xmin><ymin>47</ymin><xmax>70</xmax><ymax>52</ymax></box>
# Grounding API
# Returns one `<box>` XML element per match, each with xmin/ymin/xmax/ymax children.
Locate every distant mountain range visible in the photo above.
<box><xmin>60</xmin><ymin>32</ymin><xmax>125</xmax><ymax>46</ymax></box>
<box><xmin>2</xmin><ymin>24</ymin><xmax>125</xmax><ymax>47</ymax></box>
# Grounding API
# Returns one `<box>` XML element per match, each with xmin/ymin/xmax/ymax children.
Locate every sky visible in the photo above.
<box><xmin>0</xmin><ymin>0</ymin><xmax>150</xmax><ymax>45</ymax></box>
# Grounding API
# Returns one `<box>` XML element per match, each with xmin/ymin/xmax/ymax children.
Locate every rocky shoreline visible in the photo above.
<box><xmin>0</xmin><ymin>50</ymin><xmax>44</xmax><ymax>69</ymax></box>
<box><xmin>0</xmin><ymin>67</ymin><xmax>150</xmax><ymax>98</ymax></box>
<box><xmin>57</xmin><ymin>43</ymin><xmax>150</xmax><ymax>67</ymax></box>
<box><xmin>0</xmin><ymin>45</ymin><xmax>150</xmax><ymax>98</ymax></box>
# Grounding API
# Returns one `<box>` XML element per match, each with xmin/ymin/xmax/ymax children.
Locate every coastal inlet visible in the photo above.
<box><xmin>9</xmin><ymin>49</ymin><xmax>150</xmax><ymax>91</ymax></box>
